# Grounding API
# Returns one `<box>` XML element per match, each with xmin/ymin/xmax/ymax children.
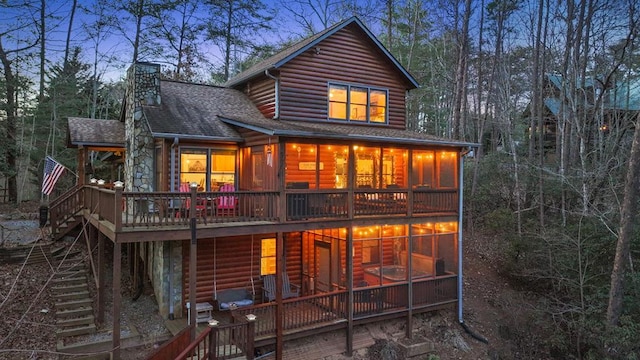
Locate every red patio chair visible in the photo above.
<box><xmin>215</xmin><ymin>183</ymin><xmax>238</xmax><ymax>216</ymax></box>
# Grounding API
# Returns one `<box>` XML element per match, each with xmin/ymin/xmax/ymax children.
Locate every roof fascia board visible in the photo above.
<box><xmin>220</xmin><ymin>117</ymin><xmax>477</xmax><ymax>148</ymax></box>
<box><xmin>151</xmin><ymin>132</ymin><xmax>244</xmax><ymax>142</ymax></box>
<box><xmin>70</xmin><ymin>142</ymin><xmax>125</xmax><ymax>148</ymax></box>
<box><xmin>219</xmin><ymin>117</ymin><xmax>277</xmax><ymax>135</ymax></box>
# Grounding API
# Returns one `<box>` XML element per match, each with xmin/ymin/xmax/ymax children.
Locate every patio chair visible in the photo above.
<box><xmin>215</xmin><ymin>183</ymin><xmax>238</xmax><ymax>216</ymax></box>
<box><xmin>262</xmin><ymin>273</ymin><xmax>300</xmax><ymax>302</ymax></box>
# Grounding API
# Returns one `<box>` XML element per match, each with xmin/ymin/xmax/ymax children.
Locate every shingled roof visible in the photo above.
<box><xmin>224</xmin><ymin>16</ymin><xmax>419</xmax><ymax>89</ymax></box>
<box><xmin>141</xmin><ymin>80</ymin><xmax>258</xmax><ymax>141</ymax></box>
<box><xmin>67</xmin><ymin>117</ymin><xmax>124</xmax><ymax>148</ymax></box>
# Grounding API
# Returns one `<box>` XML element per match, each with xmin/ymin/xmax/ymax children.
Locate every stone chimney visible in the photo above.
<box><xmin>124</xmin><ymin>62</ymin><xmax>161</xmax><ymax>192</ymax></box>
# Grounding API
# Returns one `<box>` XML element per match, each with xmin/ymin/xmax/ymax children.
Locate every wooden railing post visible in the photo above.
<box><xmin>207</xmin><ymin>320</ymin><xmax>219</xmax><ymax>360</ymax></box>
<box><xmin>114</xmin><ymin>183</ymin><xmax>123</xmax><ymax>232</ymax></box>
<box><xmin>245</xmin><ymin>314</ymin><xmax>256</xmax><ymax>360</ymax></box>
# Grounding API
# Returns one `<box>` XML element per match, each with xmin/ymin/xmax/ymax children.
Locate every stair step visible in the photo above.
<box><xmin>57</xmin><ymin>307</ymin><xmax>93</xmax><ymax>319</ymax></box>
<box><xmin>53</xmin><ymin>250</ymin><xmax>82</xmax><ymax>261</ymax></box>
<box><xmin>56</xmin><ymin>315</ymin><xmax>95</xmax><ymax>327</ymax></box>
<box><xmin>51</xmin><ymin>246</ymin><xmax>66</xmax><ymax>256</ymax></box>
<box><xmin>54</xmin><ymin>290</ymin><xmax>90</xmax><ymax>302</ymax></box>
<box><xmin>57</xmin><ymin>263</ymin><xmax>84</xmax><ymax>272</ymax></box>
<box><xmin>52</xmin><ymin>283</ymin><xmax>88</xmax><ymax>294</ymax></box>
<box><xmin>56</xmin><ymin>324</ymin><xmax>96</xmax><ymax>338</ymax></box>
<box><xmin>56</xmin><ymin>270</ymin><xmax>85</xmax><ymax>279</ymax></box>
<box><xmin>55</xmin><ymin>299</ymin><xmax>93</xmax><ymax>310</ymax></box>
<box><xmin>52</xmin><ymin>276</ymin><xmax>86</xmax><ymax>286</ymax></box>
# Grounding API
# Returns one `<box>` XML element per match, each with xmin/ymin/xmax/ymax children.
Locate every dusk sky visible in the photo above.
<box><xmin>0</xmin><ymin>0</ymin><xmax>389</xmax><ymax>83</ymax></box>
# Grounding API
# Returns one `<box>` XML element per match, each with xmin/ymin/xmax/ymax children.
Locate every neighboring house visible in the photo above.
<box><xmin>59</xmin><ymin>17</ymin><xmax>476</xmax><ymax>359</ymax></box>
<box><xmin>524</xmin><ymin>73</ymin><xmax>640</xmax><ymax>152</ymax></box>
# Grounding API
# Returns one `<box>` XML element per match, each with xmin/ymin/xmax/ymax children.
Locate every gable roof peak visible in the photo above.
<box><xmin>224</xmin><ymin>16</ymin><xmax>418</xmax><ymax>89</ymax></box>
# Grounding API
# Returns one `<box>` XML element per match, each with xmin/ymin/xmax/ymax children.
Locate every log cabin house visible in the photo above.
<box><xmin>56</xmin><ymin>17</ymin><xmax>476</xmax><ymax>359</ymax></box>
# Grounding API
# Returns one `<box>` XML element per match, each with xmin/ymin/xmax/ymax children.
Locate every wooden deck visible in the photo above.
<box><xmin>50</xmin><ymin>186</ymin><xmax>459</xmax><ymax>242</ymax></box>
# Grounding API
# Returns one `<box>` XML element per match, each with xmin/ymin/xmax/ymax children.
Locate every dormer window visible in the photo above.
<box><xmin>328</xmin><ymin>83</ymin><xmax>387</xmax><ymax>123</ymax></box>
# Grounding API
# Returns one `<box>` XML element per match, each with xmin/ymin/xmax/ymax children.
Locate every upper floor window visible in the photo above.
<box><xmin>328</xmin><ymin>83</ymin><xmax>387</xmax><ymax>123</ymax></box>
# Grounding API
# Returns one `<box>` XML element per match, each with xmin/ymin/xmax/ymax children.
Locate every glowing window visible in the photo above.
<box><xmin>328</xmin><ymin>83</ymin><xmax>388</xmax><ymax>123</ymax></box>
<box><xmin>261</xmin><ymin>238</ymin><xmax>276</xmax><ymax>275</ymax></box>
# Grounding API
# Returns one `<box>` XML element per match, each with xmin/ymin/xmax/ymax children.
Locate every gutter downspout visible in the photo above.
<box><xmin>264</xmin><ymin>69</ymin><xmax>279</xmax><ymax>119</ymax></box>
<box><xmin>170</xmin><ymin>137</ymin><xmax>179</xmax><ymax>192</ymax></box>
<box><xmin>458</xmin><ymin>148</ymin><xmax>488</xmax><ymax>343</ymax></box>
<box><xmin>168</xmin><ymin>137</ymin><xmax>179</xmax><ymax>320</ymax></box>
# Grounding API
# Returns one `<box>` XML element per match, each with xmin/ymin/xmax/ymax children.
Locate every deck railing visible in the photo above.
<box><xmin>66</xmin><ymin>185</ymin><xmax>458</xmax><ymax>230</ymax></box>
<box><xmin>353</xmin><ymin>283</ymin><xmax>408</xmax><ymax>318</ymax></box>
<box><xmin>412</xmin><ymin>274</ymin><xmax>458</xmax><ymax>308</ymax></box>
<box><xmin>175</xmin><ymin>317</ymin><xmax>255</xmax><ymax>360</ymax></box>
<box><xmin>413</xmin><ymin>189</ymin><xmax>458</xmax><ymax>213</ymax></box>
<box><xmin>232</xmin><ymin>291</ymin><xmax>348</xmax><ymax>339</ymax></box>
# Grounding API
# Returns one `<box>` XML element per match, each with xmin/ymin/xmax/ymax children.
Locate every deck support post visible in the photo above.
<box><xmin>208</xmin><ymin>320</ymin><xmax>219</xmax><ymax>360</ymax></box>
<box><xmin>246</xmin><ymin>315</ymin><xmax>256</xmax><ymax>360</ymax></box>
<box><xmin>112</xmin><ymin>241</ymin><xmax>122</xmax><ymax>360</ymax></box>
<box><xmin>189</xmin><ymin>183</ymin><xmax>198</xmax><ymax>340</ymax></box>
<box><xmin>275</xmin><ymin>232</ymin><xmax>284</xmax><ymax>360</ymax></box>
<box><xmin>406</xmin><ymin>225</ymin><xmax>413</xmax><ymax>339</ymax></box>
<box><xmin>96</xmin><ymin>229</ymin><xmax>105</xmax><ymax>324</ymax></box>
<box><xmin>346</xmin><ymin>227</ymin><xmax>354</xmax><ymax>356</ymax></box>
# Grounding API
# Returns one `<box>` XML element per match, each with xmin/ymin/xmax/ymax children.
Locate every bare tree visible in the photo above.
<box><xmin>64</xmin><ymin>0</ymin><xmax>78</xmax><ymax>68</ymax></box>
<box><xmin>0</xmin><ymin>1</ymin><xmax>40</xmax><ymax>204</ymax></box>
<box><xmin>607</xmin><ymin>113</ymin><xmax>640</xmax><ymax>327</ymax></box>
<box><xmin>81</xmin><ymin>0</ymin><xmax>118</xmax><ymax>119</ymax></box>
<box><xmin>451</xmin><ymin>0</ymin><xmax>472</xmax><ymax>140</ymax></box>
<box><xmin>204</xmin><ymin>0</ymin><xmax>274</xmax><ymax>82</ymax></box>
<box><xmin>113</xmin><ymin>0</ymin><xmax>168</xmax><ymax>62</ymax></box>
<box><xmin>150</xmin><ymin>0</ymin><xmax>205</xmax><ymax>80</ymax></box>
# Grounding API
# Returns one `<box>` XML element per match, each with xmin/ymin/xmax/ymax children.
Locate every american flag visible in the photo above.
<box><xmin>42</xmin><ymin>156</ymin><xmax>65</xmax><ymax>195</ymax></box>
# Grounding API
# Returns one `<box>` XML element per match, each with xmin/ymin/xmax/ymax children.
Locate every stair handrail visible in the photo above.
<box><xmin>49</xmin><ymin>184</ymin><xmax>84</xmax><ymax>237</ymax></box>
<box><xmin>49</xmin><ymin>184</ymin><xmax>82</xmax><ymax>208</ymax></box>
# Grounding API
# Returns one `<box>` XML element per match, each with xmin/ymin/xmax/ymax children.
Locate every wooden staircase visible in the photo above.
<box><xmin>51</xmin><ymin>247</ymin><xmax>97</xmax><ymax>343</ymax></box>
<box><xmin>49</xmin><ymin>185</ymin><xmax>84</xmax><ymax>241</ymax></box>
<box><xmin>51</xmin><ymin>214</ymin><xmax>82</xmax><ymax>241</ymax></box>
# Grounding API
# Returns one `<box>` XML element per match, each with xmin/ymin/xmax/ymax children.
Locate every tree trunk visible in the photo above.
<box><xmin>132</xmin><ymin>0</ymin><xmax>144</xmax><ymax>62</ymax></box>
<box><xmin>0</xmin><ymin>38</ymin><xmax>18</xmax><ymax>203</ymax></box>
<box><xmin>452</xmin><ymin>0</ymin><xmax>471</xmax><ymax>140</ymax></box>
<box><xmin>224</xmin><ymin>2</ymin><xmax>234</xmax><ymax>81</ymax></box>
<box><xmin>39</xmin><ymin>0</ymin><xmax>46</xmax><ymax>103</ymax></box>
<box><xmin>64</xmin><ymin>0</ymin><xmax>78</xmax><ymax>67</ymax></box>
<box><xmin>607</xmin><ymin>114</ymin><xmax>640</xmax><ymax>326</ymax></box>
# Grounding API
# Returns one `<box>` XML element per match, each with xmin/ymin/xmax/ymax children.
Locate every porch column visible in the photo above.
<box><xmin>346</xmin><ymin>227</ymin><xmax>354</xmax><ymax>356</ymax></box>
<box><xmin>278</xmin><ymin>141</ymin><xmax>286</xmax><ymax>222</ymax></box>
<box><xmin>406</xmin><ymin>226</ymin><xmax>413</xmax><ymax>339</ymax></box>
<box><xmin>275</xmin><ymin>232</ymin><xmax>284</xmax><ymax>360</ymax></box>
<box><xmin>77</xmin><ymin>146</ymin><xmax>86</xmax><ymax>185</ymax></box>
<box><xmin>189</xmin><ymin>184</ymin><xmax>198</xmax><ymax>340</ymax></box>
<box><xmin>96</xmin><ymin>229</ymin><xmax>105</xmax><ymax>324</ymax></box>
<box><xmin>407</xmin><ymin>150</ymin><xmax>414</xmax><ymax>217</ymax></box>
<box><xmin>112</xmin><ymin>241</ymin><xmax>122</xmax><ymax>359</ymax></box>
<box><xmin>347</xmin><ymin>144</ymin><xmax>355</xmax><ymax>218</ymax></box>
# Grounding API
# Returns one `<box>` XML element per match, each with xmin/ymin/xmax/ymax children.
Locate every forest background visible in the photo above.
<box><xmin>1</xmin><ymin>0</ymin><xmax>639</xmax><ymax>358</ymax></box>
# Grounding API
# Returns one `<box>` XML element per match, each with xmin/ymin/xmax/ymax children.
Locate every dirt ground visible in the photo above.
<box><xmin>0</xmin><ymin>201</ymin><xmax>549</xmax><ymax>359</ymax></box>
